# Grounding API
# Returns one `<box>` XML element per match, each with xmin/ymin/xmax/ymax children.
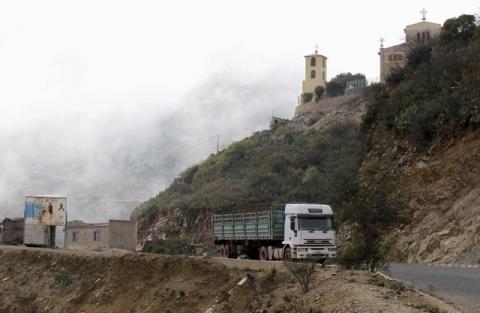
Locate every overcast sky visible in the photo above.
<box><xmin>0</xmin><ymin>1</ymin><xmax>477</xmax><ymax>221</ymax></box>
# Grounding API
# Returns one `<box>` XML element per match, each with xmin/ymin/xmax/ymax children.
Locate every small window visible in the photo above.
<box><xmin>310</xmin><ymin>57</ymin><xmax>316</xmax><ymax>66</ymax></box>
<box><xmin>388</xmin><ymin>55</ymin><xmax>393</xmax><ymax>61</ymax></box>
<box><xmin>94</xmin><ymin>230</ymin><xmax>101</xmax><ymax>241</ymax></box>
<box><xmin>311</xmin><ymin>70</ymin><xmax>316</xmax><ymax>79</ymax></box>
<box><xmin>72</xmin><ymin>232</ymin><xmax>79</xmax><ymax>242</ymax></box>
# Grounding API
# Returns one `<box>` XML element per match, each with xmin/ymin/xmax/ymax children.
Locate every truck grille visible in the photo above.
<box><xmin>304</xmin><ymin>239</ymin><xmax>332</xmax><ymax>245</ymax></box>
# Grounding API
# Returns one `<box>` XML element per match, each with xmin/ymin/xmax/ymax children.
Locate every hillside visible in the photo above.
<box><xmin>0</xmin><ymin>246</ymin><xmax>460</xmax><ymax>313</ymax></box>
<box><xmin>133</xmin><ymin>14</ymin><xmax>480</xmax><ymax>264</ymax></box>
<box><xmin>362</xmin><ymin>14</ymin><xmax>480</xmax><ymax>263</ymax></box>
<box><xmin>133</xmin><ymin>93</ymin><xmax>368</xmax><ymax>243</ymax></box>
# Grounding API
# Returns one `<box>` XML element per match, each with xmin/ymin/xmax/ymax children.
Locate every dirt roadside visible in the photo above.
<box><xmin>0</xmin><ymin>246</ymin><xmax>463</xmax><ymax>313</ymax></box>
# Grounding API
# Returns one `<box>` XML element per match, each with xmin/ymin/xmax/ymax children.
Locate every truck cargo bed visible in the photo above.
<box><xmin>212</xmin><ymin>211</ymin><xmax>284</xmax><ymax>241</ymax></box>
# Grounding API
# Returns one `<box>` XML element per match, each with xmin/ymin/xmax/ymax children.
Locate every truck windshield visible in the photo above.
<box><xmin>298</xmin><ymin>217</ymin><xmax>333</xmax><ymax>230</ymax></box>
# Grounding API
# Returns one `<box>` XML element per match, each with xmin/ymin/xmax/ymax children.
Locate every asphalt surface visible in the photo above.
<box><xmin>386</xmin><ymin>263</ymin><xmax>480</xmax><ymax>311</ymax></box>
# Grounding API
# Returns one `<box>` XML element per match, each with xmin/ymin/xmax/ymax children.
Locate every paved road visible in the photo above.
<box><xmin>387</xmin><ymin>263</ymin><xmax>480</xmax><ymax>311</ymax></box>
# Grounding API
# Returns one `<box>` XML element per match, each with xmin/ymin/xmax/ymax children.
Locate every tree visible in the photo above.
<box><xmin>314</xmin><ymin>86</ymin><xmax>325</xmax><ymax>101</ymax></box>
<box><xmin>440</xmin><ymin>14</ymin><xmax>477</xmax><ymax>47</ymax></box>
<box><xmin>406</xmin><ymin>44</ymin><xmax>432</xmax><ymax>70</ymax></box>
<box><xmin>338</xmin><ymin>176</ymin><xmax>404</xmax><ymax>272</ymax></box>
<box><xmin>326</xmin><ymin>73</ymin><xmax>366</xmax><ymax>97</ymax></box>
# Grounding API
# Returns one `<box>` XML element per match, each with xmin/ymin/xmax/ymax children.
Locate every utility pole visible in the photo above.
<box><xmin>216</xmin><ymin>134</ymin><xmax>220</xmax><ymax>153</ymax></box>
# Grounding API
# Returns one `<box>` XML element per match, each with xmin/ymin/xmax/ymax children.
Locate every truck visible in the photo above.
<box><xmin>212</xmin><ymin>203</ymin><xmax>336</xmax><ymax>262</ymax></box>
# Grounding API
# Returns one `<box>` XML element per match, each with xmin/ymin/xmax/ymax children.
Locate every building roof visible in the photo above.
<box><xmin>381</xmin><ymin>42</ymin><xmax>409</xmax><ymax>52</ymax></box>
<box><xmin>2</xmin><ymin>217</ymin><xmax>24</xmax><ymax>223</ymax></box>
<box><xmin>405</xmin><ymin>20</ymin><xmax>441</xmax><ymax>30</ymax></box>
<box><xmin>304</xmin><ymin>53</ymin><xmax>327</xmax><ymax>59</ymax></box>
<box><xmin>25</xmin><ymin>195</ymin><xmax>67</xmax><ymax>199</ymax></box>
<box><xmin>66</xmin><ymin>219</ymin><xmax>133</xmax><ymax>228</ymax></box>
<box><xmin>66</xmin><ymin>220</ymin><xmax>109</xmax><ymax>228</ymax></box>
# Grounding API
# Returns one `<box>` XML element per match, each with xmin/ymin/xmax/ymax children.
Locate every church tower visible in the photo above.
<box><xmin>300</xmin><ymin>47</ymin><xmax>327</xmax><ymax>104</ymax></box>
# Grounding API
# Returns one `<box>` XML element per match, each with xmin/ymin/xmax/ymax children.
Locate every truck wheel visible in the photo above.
<box><xmin>283</xmin><ymin>246</ymin><xmax>292</xmax><ymax>261</ymax></box>
<box><xmin>224</xmin><ymin>244</ymin><xmax>231</xmax><ymax>258</ymax></box>
<box><xmin>259</xmin><ymin>246</ymin><xmax>268</xmax><ymax>260</ymax></box>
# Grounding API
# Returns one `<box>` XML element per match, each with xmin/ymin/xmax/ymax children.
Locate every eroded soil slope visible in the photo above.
<box><xmin>0</xmin><ymin>246</ymin><xmax>460</xmax><ymax>313</ymax></box>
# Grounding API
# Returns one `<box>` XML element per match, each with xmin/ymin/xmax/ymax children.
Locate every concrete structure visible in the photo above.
<box><xmin>0</xmin><ymin>218</ymin><xmax>24</xmax><ymax>244</ymax></box>
<box><xmin>269</xmin><ymin>116</ymin><xmax>289</xmax><ymax>130</ymax></box>
<box><xmin>65</xmin><ymin>219</ymin><xmax>136</xmax><ymax>251</ymax></box>
<box><xmin>379</xmin><ymin>14</ymin><xmax>441</xmax><ymax>82</ymax></box>
<box><xmin>24</xmin><ymin>224</ymin><xmax>51</xmax><ymax>247</ymax></box>
<box><xmin>300</xmin><ymin>48</ymin><xmax>327</xmax><ymax>104</ymax></box>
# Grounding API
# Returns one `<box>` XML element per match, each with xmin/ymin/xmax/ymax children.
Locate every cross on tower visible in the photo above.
<box><xmin>420</xmin><ymin>8</ymin><xmax>428</xmax><ymax>21</ymax></box>
<box><xmin>379</xmin><ymin>37</ymin><xmax>385</xmax><ymax>48</ymax></box>
<box><xmin>314</xmin><ymin>44</ymin><xmax>319</xmax><ymax>54</ymax></box>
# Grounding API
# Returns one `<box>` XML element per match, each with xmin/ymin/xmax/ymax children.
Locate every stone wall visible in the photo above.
<box><xmin>294</xmin><ymin>89</ymin><xmax>366</xmax><ymax>117</ymax></box>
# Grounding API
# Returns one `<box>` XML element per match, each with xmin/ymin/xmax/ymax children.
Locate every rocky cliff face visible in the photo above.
<box><xmin>370</xmin><ymin>132</ymin><xmax>480</xmax><ymax>264</ymax></box>
<box><xmin>138</xmin><ymin>207</ymin><xmax>213</xmax><ymax>243</ymax></box>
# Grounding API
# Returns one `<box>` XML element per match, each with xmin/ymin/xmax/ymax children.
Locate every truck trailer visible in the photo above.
<box><xmin>212</xmin><ymin>203</ymin><xmax>336</xmax><ymax>261</ymax></box>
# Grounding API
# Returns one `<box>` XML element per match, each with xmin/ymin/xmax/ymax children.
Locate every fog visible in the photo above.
<box><xmin>0</xmin><ymin>1</ymin><xmax>477</xmax><ymax>221</ymax></box>
<box><xmin>0</xmin><ymin>66</ymin><xmax>299</xmax><ymax>220</ymax></box>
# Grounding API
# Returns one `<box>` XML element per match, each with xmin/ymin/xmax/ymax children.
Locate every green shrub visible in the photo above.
<box><xmin>413</xmin><ymin>303</ymin><xmax>447</xmax><ymax>313</ymax></box>
<box><xmin>337</xmin><ymin>241</ymin><xmax>365</xmax><ymax>269</ymax></box>
<box><xmin>54</xmin><ymin>268</ymin><xmax>74</xmax><ymax>288</ymax></box>
<box><xmin>262</xmin><ymin>267</ymin><xmax>277</xmax><ymax>282</ymax></box>
<box><xmin>314</xmin><ymin>86</ymin><xmax>325</xmax><ymax>100</ymax></box>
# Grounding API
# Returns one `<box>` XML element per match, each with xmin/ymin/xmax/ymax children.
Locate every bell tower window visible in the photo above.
<box><xmin>310</xmin><ymin>57</ymin><xmax>316</xmax><ymax>66</ymax></box>
<box><xmin>311</xmin><ymin>70</ymin><xmax>316</xmax><ymax>79</ymax></box>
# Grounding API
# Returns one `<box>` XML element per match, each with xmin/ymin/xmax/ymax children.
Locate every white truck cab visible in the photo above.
<box><xmin>282</xmin><ymin>203</ymin><xmax>336</xmax><ymax>260</ymax></box>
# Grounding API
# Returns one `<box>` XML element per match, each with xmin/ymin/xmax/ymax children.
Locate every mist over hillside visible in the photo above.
<box><xmin>0</xmin><ymin>67</ymin><xmax>298</xmax><ymax>221</ymax></box>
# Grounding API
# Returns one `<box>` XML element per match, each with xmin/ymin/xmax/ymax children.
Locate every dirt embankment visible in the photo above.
<box><xmin>0</xmin><ymin>246</ymin><xmax>460</xmax><ymax>313</ymax></box>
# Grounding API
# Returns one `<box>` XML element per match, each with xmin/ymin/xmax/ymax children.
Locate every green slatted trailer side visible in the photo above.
<box><xmin>212</xmin><ymin>211</ymin><xmax>284</xmax><ymax>241</ymax></box>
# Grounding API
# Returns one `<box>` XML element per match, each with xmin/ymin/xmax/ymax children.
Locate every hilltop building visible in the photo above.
<box><xmin>65</xmin><ymin>219</ymin><xmax>136</xmax><ymax>251</ymax></box>
<box><xmin>379</xmin><ymin>10</ymin><xmax>441</xmax><ymax>82</ymax></box>
<box><xmin>299</xmin><ymin>47</ymin><xmax>327</xmax><ymax>104</ymax></box>
<box><xmin>269</xmin><ymin>116</ymin><xmax>289</xmax><ymax>130</ymax></box>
